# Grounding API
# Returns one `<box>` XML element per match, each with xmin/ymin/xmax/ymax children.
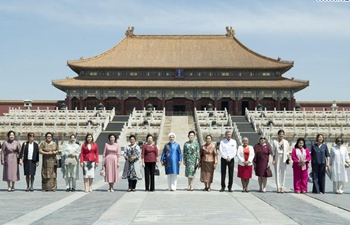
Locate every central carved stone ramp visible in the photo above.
<box><xmin>157</xmin><ymin>116</ymin><xmax>194</xmax><ymax>151</ymax></box>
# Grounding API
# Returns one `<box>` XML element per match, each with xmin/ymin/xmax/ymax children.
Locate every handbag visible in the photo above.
<box><xmin>265</xmin><ymin>166</ymin><xmax>273</xmax><ymax>177</ymax></box>
<box><xmin>285</xmin><ymin>158</ymin><xmax>290</xmax><ymax>165</ymax></box>
<box><xmin>345</xmin><ymin>162</ymin><xmax>350</xmax><ymax>169</ymax></box>
<box><xmin>154</xmin><ymin>168</ymin><xmax>160</xmax><ymax>176</ymax></box>
<box><xmin>100</xmin><ymin>168</ymin><xmax>105</xmax><ymax>177</ymax></box>
<box><xmin>308</xmin><ymin>172</ymin><xmax>313</xmax><ymax>183</ymax></box>
<box><xmin>65</xmin><ymin>157</ymin><xmax>77</xmax><ymax>166</ymax></box>
<box><xmin>56</xmin><ymin>158</ymin><xmax>62</xmax><ymax>168</ymax></box>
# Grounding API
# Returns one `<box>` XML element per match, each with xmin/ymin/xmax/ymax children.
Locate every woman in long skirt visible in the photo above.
<box><xmin>39</xmin><ymin>132</ymin><xmax>58</xmax><ymax>192</ymax></box>
<box><xmin>19</xmin><ymin>132</ymin><xmax>39</xmax><ymax>192</ymax></box>
<box><xmin>103</xmin><ymin>133</ymin><xmax>121</xmax><ymax>192</ymax></box>
<box><xmin>199</xmin><ymin>135</ymin><xmax>217</xmax><ymax>192</ymax></box>
<box><xmin>330</xmin><ymin>137</ymin><xmax>350</xmax><ymax>194</ymax></box>
<box><xmin>1</xmin><ymin>130</ymin><xmax>21</xmax><ymax>191</ymax></box>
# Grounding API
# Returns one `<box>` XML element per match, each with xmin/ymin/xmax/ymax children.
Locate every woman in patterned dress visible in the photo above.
<box><xmin>122</xmin><ymin>135</ymin><xmax>142</xmax><ymax>192</ymax></box>
<box><xmin>183</xmin><ymin>131</ymin><xmax>200</xmax><ymax>191</ymax></box>
<box><xmin>1</xmin><ymin>130</ymin><xmax>21</xmax><ymax>192</ymax></box>
<box><xmin>200</xmin><ymin>134</ymin><xmax>218</xmax><ymax>192</ymax></box>
<box><xmin>39</xmin><ymin>132</ymin><xmax>59</xmax><ymax>192</ymax></box>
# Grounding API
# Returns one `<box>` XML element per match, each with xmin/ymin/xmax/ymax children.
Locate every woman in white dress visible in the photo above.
<box><xmin>330</xmin><ymin>137</ymin><xmax>350</xmax><ymax>194</ymax></box>
<box><xmin>272</xmin><ymin>129</ymin><xmax>291</xmax><ymax>193</ymax></box>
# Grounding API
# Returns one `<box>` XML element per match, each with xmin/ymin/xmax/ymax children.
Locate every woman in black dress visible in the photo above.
<box><xmin>19</xmin><ymin>132</ymin><xmax>39</xmax><ymax>192</ymax></box>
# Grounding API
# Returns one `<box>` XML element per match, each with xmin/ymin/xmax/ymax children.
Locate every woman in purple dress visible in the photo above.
<box><xmin>103</xmin><ymin>134</ymin><xmax>121</xmax><ymax>192</ymax></box>
<box><xmin>1</xmin><ymin>130</ymin><xmax>21</xmax><ymax>192</ymax></box>
<box><xmin>253</xmin><ymin>136</ymin><xmax>272</xmax><ymax>193</ymax></box>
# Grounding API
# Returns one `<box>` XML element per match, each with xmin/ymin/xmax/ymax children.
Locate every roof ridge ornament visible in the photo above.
<box><xmin>125</xmin><ymin>26</ymin><xmax>135</xmax><ymax>37</ymax></box>
<box><xmin>225</xmin><ymin>26</ymin><xmax>235</xmax><ymax>37</ymax></box>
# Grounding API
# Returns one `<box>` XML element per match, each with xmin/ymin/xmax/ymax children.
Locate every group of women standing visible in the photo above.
<box><xmin>1</xmin><ymin>129</ymin><xmax>349</xmax><ymax>194</ymax></box>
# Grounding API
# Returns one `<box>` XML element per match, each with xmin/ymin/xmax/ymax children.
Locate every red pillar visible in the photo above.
<box><xmin>162</xmin><ymin>98</ymin><xmax>165</xmax><ymax>110</ymax></box>
<box><xmin>276</xmin><ymin>98</ymin><xmax>281</xmax><ymax>111</ymax></box>
<box><xmin>141</xmin><ymin>98</ymin><xmax>145</xmax><ymax>109</ymax></box>
<box><xmin>233</xmin><ymin>98</ymin><xmax>238</xmax><ymax>115</ymax></box>
<box><xmin>214</xmin><ymin>98</ymin><xmax>218</xmax><ymax>109</ymax></box>
<box><xmin>65</xmin><ymin>97</ymin><xmax>71</xmax><ymax>109</ymax></box>
<box><xmin>79</xmin><ymin>97</ymin><xmax>83</xmax><ymax>110</ymax></box>
<box><xmin>291</xmin><ymin>97</ymin><xmax>296</xmax><ymax>109</ymax></box>
<box><xmin>121</xmin><ymin>97</ymin><xmax>125</xmax><ymax>115</ymax></box>
<box><xmin>100</xmin><ymin>97</ymin><xmax>106</xmax><ymax>107</ymax></box>
<box><xmin>255</xmin><ymin>98</ymin><xmax>260</xmax><ymax>107</ymax></box>
<box><xmin>288</xmin><ymin>98</ymin><xmax>292</xmax><ymax>110</ymax></box>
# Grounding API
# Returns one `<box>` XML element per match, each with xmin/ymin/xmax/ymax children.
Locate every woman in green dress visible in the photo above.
<box><xmin>183</xmin><ymin>130</ymin><xmax>200</xmax><ymax>191</ymax></box>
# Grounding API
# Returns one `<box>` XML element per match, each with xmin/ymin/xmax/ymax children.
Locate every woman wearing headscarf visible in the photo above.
<box><xmin>330</xmin><ymin>137</ymin><xmax>350</xmax><ymax>194</ymax></box>
<box><xmin>161</xmin><ymin>133</ymin><xmax>182</xmax><ymax>191</ymax></box>
<box><xmin>292</xmin><ymin>138</ymin><xmax>311</xmax><ymax>194</ymax></box>
<box><xmin>183</xmin><ymin>130</ymin><xmax>200</xmax><ymax>191</ymax></box>
<box><xmin>19</xmin><ymin>132</ymin><xmax>39</xmax><ymax>192</ymax></box>
<box><xmin>1</xmin><ymin>130</ymin><xmax>21</xmax><ymax>192</ymax></box>
<box><xmin>61</xmin><ymin>134</ymin><xmax>80</xmax><ymax>192</ymax></box>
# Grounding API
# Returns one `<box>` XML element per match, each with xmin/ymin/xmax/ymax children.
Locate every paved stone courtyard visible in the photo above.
<box><xmin>1</xmin><ymin>157</ymin><xmax>350</xmax><ymax>225</ymax></box>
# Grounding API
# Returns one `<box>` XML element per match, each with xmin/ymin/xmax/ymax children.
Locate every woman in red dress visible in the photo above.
<box><xmin>80</xmin><ymin>133</ymin><xmax>99</xmax><ymax>193</ymax></box>
<box><xmin>237</xmin><ymin>137</ymin><xmax>255</xmax><ymax>192</ymax></box>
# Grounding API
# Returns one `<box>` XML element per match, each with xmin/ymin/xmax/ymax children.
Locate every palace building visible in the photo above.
<box><xmin>52</xmin><ymin>27</ymin><xmax>309</xmax><ymax>115</ymax></box>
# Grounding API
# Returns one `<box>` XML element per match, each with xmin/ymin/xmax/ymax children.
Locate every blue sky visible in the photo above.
<box><xmin>0</xmin><ymin>0</ymin><xmax>349</xmax><ymax>102</ymax></box>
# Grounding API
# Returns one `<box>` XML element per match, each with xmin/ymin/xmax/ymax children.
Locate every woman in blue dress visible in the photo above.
<box><xmin>161</xmin><ymin>133</ymin><xmax>182</xmax><ymax>191</ymax></box>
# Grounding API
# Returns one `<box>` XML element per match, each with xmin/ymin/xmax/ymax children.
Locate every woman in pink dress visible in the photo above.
<box><xmin>237</xmin><ymin>137</ymin><xmax>255</xmax><ymax>192</ymax></box>
<box><xmin>1</xmin><ymin>130</ymin><xmax>21</xmax><ymax>192</ymax></box>
<box><xmin>292</xmin><ymin>138</ymin><xmax>311</xmax><ymax>194</ymax></box>
<box><xmin>103</xmin><ymin>134</ymin><xmax>121</xmax><ymax>192</ymax></box>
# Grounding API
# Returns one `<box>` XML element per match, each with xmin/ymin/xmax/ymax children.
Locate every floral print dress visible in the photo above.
<box><xmin>183</xmin><ymin>141</ymin><xmax>200</xmax><ymax>178</ymax></box>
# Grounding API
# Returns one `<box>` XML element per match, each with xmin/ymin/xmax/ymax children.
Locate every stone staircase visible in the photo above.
<box><xmin>95</xmin><ymin>115</ymin><xmax>129</xmax><ymax>154</ymax></box>
<box><xmin>231</xmin><ymin>116</ymin><xmax>260</xmax><ymax>145</ymax></box>
<box><xmin>157</xmin><ymin>116</ymin><xmax>172</xmax><ymax>153</ymax></box>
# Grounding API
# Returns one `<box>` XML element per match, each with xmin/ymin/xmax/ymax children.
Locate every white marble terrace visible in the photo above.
<box><xmin>117</xmin><ymin>107</ymin><xmax>165</xmax><ymax>148</ymax></box>
<box><xmin>194</xmin><ymin>108</ymin><xmax>242</xmax><ymax>146</ymax></box>
<box><xmin>245</xmin><ymin>107</ymin><xmax>350</xmax><ymax>147</ymax></box>
<box><xmin>0</xmin><ymin>107</ymin><xmax>115</xmax><ymax>144</ymax></box>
